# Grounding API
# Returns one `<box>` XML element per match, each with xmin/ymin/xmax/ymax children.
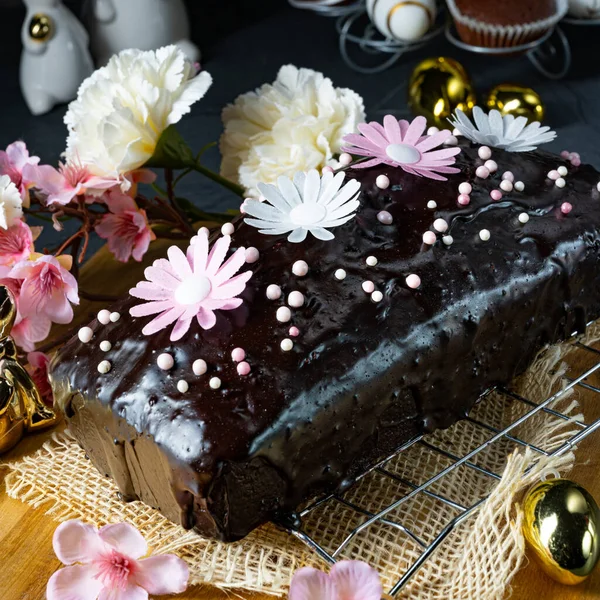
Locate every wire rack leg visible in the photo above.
<box><xmin>527</xmin><ymin>27</ymin><xmax>572</xmax><ymax>80</ymax></box>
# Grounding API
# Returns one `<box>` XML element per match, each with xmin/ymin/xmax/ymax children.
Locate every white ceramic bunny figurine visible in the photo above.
<box><xmin>84</xmin><ymin>0</ymin><xmax>200</xmax><ymax>67</ymax></box>
<box><xmin>20</xmin><ymin>0</ymin><xmax>95</xmax><ymax>116</ymax></box>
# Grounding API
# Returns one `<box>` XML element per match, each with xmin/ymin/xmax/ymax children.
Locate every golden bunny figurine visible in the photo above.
<box><xmin>0</xmin><ymin>285</ymin><xmax>58</xmax><ymax>453</ymax></box>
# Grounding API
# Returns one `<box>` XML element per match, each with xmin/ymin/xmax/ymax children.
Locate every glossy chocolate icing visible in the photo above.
<box><xmin>50</xmin><ymin>141</ymin><xmax>600</xmax><ymax>541</ymax></box>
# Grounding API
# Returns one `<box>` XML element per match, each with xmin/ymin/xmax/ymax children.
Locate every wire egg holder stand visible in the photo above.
<box><xmin>281</xmin><ymin>333</ymin><xmax>600</xmax><ymax>596</ymax></box>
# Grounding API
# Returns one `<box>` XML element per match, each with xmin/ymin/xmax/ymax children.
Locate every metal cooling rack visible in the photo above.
<box><xmin>284</xmin><ymin>339</ymin><xmax>600</xmax><ymax>596</ymax></box>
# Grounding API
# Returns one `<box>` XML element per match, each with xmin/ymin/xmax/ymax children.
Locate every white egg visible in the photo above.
<box><xmin>367</xmin><ymin>0</ymin><xmax>437</xmax><ymax>42</ymax></box>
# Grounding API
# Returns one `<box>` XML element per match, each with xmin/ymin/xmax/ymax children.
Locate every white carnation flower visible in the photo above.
<box><xmin>220</xmin><ymin>65</ymin><xmax>365</xmax><ymax>197</ymax></box>
<box><xmin>64</xmin><ymin>45</ymin><xmax>212</xmax><ymax>183</ymax></box>
<box><xmin>0</xmin><ymin>175</ymin><xmax>23</xmax><ymax>230</ymax></box>
<box><xmin>449</xmin><ymin>107</ymin><xmax>556</xmax><ymax>152</ymax></box>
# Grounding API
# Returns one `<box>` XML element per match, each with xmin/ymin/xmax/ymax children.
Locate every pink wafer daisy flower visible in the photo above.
<box><xmin>342</xmin><ymin>115</ymin><xmax>461</xmax><ymax>180</ymax></box>
<box><xmin>130</xmin><ymin>230</ymin><xmax>252</xmax><ymax>341</ymax></box>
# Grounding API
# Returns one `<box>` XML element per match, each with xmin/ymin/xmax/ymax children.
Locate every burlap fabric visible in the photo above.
<box><xmin>4</xmin><ymin>324</ymin><xmax>599</xmax><ymax>599</ymax></box>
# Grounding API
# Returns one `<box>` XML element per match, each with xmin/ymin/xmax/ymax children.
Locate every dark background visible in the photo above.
<box><xmin>1</xmin><ymin>0</ymin><xmax>600</xmax><ymax>253</ymax></box>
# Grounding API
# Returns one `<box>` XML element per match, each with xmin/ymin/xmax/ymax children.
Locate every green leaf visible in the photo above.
<box><xmin>175</xmin><ymin>196</ymin><xmax>232</xmax><ymax>225</ymax></box>
<box><xmin>145</xmin><ymin>125</ymin><xmax>195</xmax><ymax>169</ymax></box>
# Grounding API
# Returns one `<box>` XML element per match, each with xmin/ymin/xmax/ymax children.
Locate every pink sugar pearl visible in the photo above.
<box><xmin>548</xmin><ymin>170</ymin><xmax>560</xmax><ymax>180</ymax></box>
<box><xmin>377</xmin><ymin>210</ymin><xmax>393</xmax><ymax>225</ymax></box>
<box><xmin>237</xmin><ymin>361</ymin><xmax>251</xmax><ymax>376</ymax></box>
<box><xmin>478</xmin><ymin>146</ymin><xmax>492</xmax><ymax>160</ymax></box>
<box><xmin>457</xmin><ymin>194</ymin><xmax>470</xmax><ymax>206</ymax></box>
<box><xmin>289</xmin><ymin>326</ymin><xmax>300</xmax><ymax>337</ymax></box>
<box><xmin>458</xmin><ymin>182</ymin><xmax>472</xmax><ymax>195</ymax></box>
<box><xmin>245</xmin><ymin>247</ymin><xmax>260</xmax><ymax>263</ymax></box>
<box><xmin>490</xmin><ymin>190</ymin><xmax>503</xmax><ymax>201</ymax></box>
<box><xmin>406</xmin><ymin>274</ymin><xmax>421</xmax><ymax>289</ymax></box>
<box><xmin>476</xmin><ymin>166</ymin><xmax>490</xmax><ymax>179</ymax></box>
<box><xmin>484</xmin><ymin>160</ymin><xmax>498</xmax><ymax>173</ymax></box>
<box><xmin>571</xmin><ymin>158</ymin><xmax>581</xmax><ymax>167</ymax></box>
<box><xmin>423</xmin><ymin>231</ymin><xmax>437</xmax><ymax>245</ymax></box>
<box><xmin>231</xmin><ymin>347</ymin><xmax>246</xmax><ymax>362</ymax></box>
<box><xmin>339</xmin><ymin>152</ymin><xmax>352</xmax><ymax>166</ymax></box>
<box><xmin>322</xmin><ymin>166</ymin><xmax>334</xmax><ymax>174</ymax></box>
<box><xmin>362</xmin><ymin>281</ymin><xmax>375</xmax><ymax>294</ymax></box>
<box><xmin>561</xmin><ymin>150</ymin><xmax>570</xmax><ymax>159</ymax></box>
<box><xmin>561</xmin><ymin>202</ymin><xmax>573</xmax><ymax>214</ymax></box>
<box><xmin>502</xmin><ymin>171</ymin><xmax>514</xmax><ymax>182</ymax></box>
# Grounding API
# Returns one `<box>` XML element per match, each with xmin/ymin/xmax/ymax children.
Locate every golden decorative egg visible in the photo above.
<box><xmin>523</xmin><ymin>479</ymin><xmax>600</xmax><ymax>585</ymax></box>
<box><xmin>28</xmin><ymin>13</ymin><xmax>54</xmax><ymax>43</ymax></box>
<box><xmin>486</xmin><ymin>83</ymin><xmax>545</xmax><ymax>123</ymax></box>
<box><xmin>408</xmin><ymin>57</ymin><xmax>476</xmax><ymax>129</ymax></box>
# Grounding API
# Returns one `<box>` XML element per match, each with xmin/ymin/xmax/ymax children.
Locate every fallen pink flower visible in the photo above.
<box><xmin>47</xmin><ymin>519</ymin><xmax>189</xmax><ymax>600</ymax></box>
<box><xmin>9</xmin><ymin>253</ymin><xmax>79</xmax><ymax>325</ymax></box>
<box><xmin>0</xmin><ymin>220</ymin><xmax>34</xmax><ymax>267</ymax></box>
<box><xmin>0</xmin><ymin>141</ymin><xmax>40</xmax><ymax>205</ymax></box>
<box><xmin>27</xmin><ymin>351</ymin><xmax>53</xmax><ymax>406</ymax></box>
<box><xmin>95</xmin><ymin>189</ymin><xmax>156</xmax><ymax>263</ymax></box>
<box><xmin>289</xmin><ymin>561</ymin><xmax>383</xmax><ymax>600</ymax></box>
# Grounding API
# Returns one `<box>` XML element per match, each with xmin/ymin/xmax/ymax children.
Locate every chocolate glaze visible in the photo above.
<box><xmin>50</xmin><ymin>141</ymin><xmax>600</xmax><ymax>541</ymax></box>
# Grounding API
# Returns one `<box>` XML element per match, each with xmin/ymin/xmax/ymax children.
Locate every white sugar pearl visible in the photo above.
<box><xmin>427</xmin><ymin>126</ymin><xmax>440</xmax><ymax>135</ymax></box>
<box><xmin>288</xmin><ymin>291</ymin><xmax>305</xmax><ymax>308</ymax></box>
<box><xmin>335</xmin><ymin>269</ymin><xmax>347</xmax><ymax>280</ymax></box>
<box><xmin>518</xmin><ymin>213</ymin><xmax>530</xmax><ymax>224</ymax></box>
<box><xmin>78</xmin><ymin>327</ymin><xmax>93</xmax><ymax>343</ymax></box>
<box><xmin>97</xmin><ymin>309</ymin><xmax>111</xmax><ymax>325</ymax></box>
<box><xmin>423</xmin><ymin>231</ymin><xmax>437</xmax><ymax>245</ymax></box>
<box><xmin>371</xmin><ymin>291</ymin><xmax>383</xmax><ymax>302</ymax></box>
<box><xmin>555</xmin><ymin>178</ymin><xmax>566</xmax><ymax>188</ymax></box>
<box><xmin>157</xmin><ymin>353</ymin><xmax>174</xmax><ymax>370</ymax></box>
<box><xmin>221</xmin><ymin>222</ymin><xmax>235</xmax><ymax>236</ymax></box>
<box><xmin>276</xmin><ymin>306</ymin><xmax>292</xmax><ymax>323</ymax></box>
<box><xmin>444</xmin><ymin>135</ymin><xmax>458</xmax><ymax>146</ymax></box>
<box><xmin>209</xmin><ymin>377</ymin><xmax>221</xmax><ymax>390</ymax></box>
<box><xmin>479</xmin><ymin>229</ymin><xmax>491</xmax><ymax>242</ymax></box>
<box><xmin>339</xmin><ymin>152</ymin><xmax>352</xmax><ymax>166</ymax></box>
<box><xmin>377</xmin><ymin>210</ymin><xmax>393</xmax><ymax>225</ymax></box>
<box><xmin>100</xmin><ymin>340</ymin><xmax>112</xmax><ymax>352</ymax></box>
<box><xmin>376</xmin><ymin>174</ymin><xmax>390</xmax><ymax>190</ymax></box>
<box><xmin>366</xmin><ymin>256</ymin><xmax>378</xmax><ymax>266</ymax></box>
<box><xmin>515</xmin><ymin>181</ymin><xmax>525</xmax><ymax>192</ymax></box>
<box><xmin>443</xmin><ymin>235</ymin><xmax>454</xmax><ymax>246</ymax></box>
<box><xmin>500</xmin><ymin>180</ymin><xmax>513</xmax><ymax>193</ymax></box>
<box><xmin>177</xmin><ymin>380</ymin><xmax>189</xmax><ymax>393</ymax></box>
<box><xmin>558</xmin><ymin>166</ymin><xmax>568</xmax><ymax>177</ymax></box>
<box><xmin>478</xmin><ymin>146</ymin><xmax>492</xmax><ymax>160</ymax></box>
<box><xmin>198</xmin><ymin>226</ymin><xmax>210</xmax><ymax>237</ymax></box>
<box><xmin>427</xmin><ymin>200</ymin><xmax>437</xmax><ymax>209</ymax></box>
<box><xmin>266</xmin><ymin>284</ymin><xmax>282</xmax><ymax>300</ymax></box>
<box><xmin>97</xmin><ymin>360</ymin><xmax>111</xmax><ymax>374</ymax></box>
<box><xmin>292</xmin><ymin>260</ymin><xmax>309</xmax><ymax>277</ymax></box>
<box><xmin>193</xmin><ymin>359</ymin><xmax>207</xmax><ymax>376</ymax></box>
<box><xmin>406</xmin><ymin>274</ymin><xmax>421</xmax><ymax>289</ymax></box>
<box><xmin>245</xmin><ymin>247</ymin><xmax>259</xmax><ymax>263</ymax></box>
<box><xmin>433</xmin><ymin>218</ymin><xmax>448</xmax><ymax>233</ymax></box>
<box><xmin>484</xmin><ymin>160</ymin><xmax>498</xmax><ymax>173</ymax></box>
<box><xmin>362</xmin><ymin>281</ymin><xmax>375</xmax><ymax>293</ymax></box>
<box><xmin>110</xmin><ymin>312</ymin><xmax>120</xmax><ymax>323</ymax></box>
<box><xmin>453</xmin><ymin>128</ymin><xmax>462</xmax><ymax>137</ymax></box>
<box><xmin>458</xmin><ymin>182</ymin><xmax>472</xmax><ymax>195</ymax></box>
<box><xmin>280</xmin><ymin>338</ymin><xmax>294</xmax><ymax>352</ymax></box>
<box><xmin>597</xmin><ymin>181</ymin><xmax>600</xmax><ymax>192</ymax></box>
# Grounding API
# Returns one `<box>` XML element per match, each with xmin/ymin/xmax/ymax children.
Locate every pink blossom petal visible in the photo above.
<box><xmin>330</xmin><ymin>561</ymin><xmax>383</xmax><ymax>600</ymax></box>
<box><xmin>144</xmin><ymin>265</ymin><xmax>181</xmax><ymax>290</ymax></box>
<box><xmin>47</xmin><ymin>564</ymin><xmax>104</xmax><ymax>600</ymax></box>
<box><xmin>402</xmin><ymin>115</ymin><xmax>427</xmax><ymax>146</ymax></box>
<box><xmin>206</xmin><ymin>235</ymin><xmax>231</xmax><ymax>276</ymax></box>
<box><xmin>103</xmin><ymin>190</ymin><xmax>137</xmax><ymax>213</ymax></box>
<box><xmin>197</xmin><ymin>307</ymin><xmax>216</xmax><ymax>329</ymax></box>
<box><xmin>11</xmin><ymin>314</ymin><xmax>51</xmax><ymax>351</ymax></box>
<box><xmin>357</xmin><ymin>122</ymin><xmax>389</xmax><ymax>148</ymax></box>
<box><xmin>170</xmin><ymin>316</ymin><xmax>193</xmax><ymax>341</ymax></box>
<box><xmin>98</xmin><ymin>584</ymin><xmax>148</xmax><ymax>600</ymax></box>
<box><xmin>211</xmin><ymin>270</ymin><xmax>252</xmax><ymax>300</ymax></box>
<box><xmin>167</xmin><ymin>245</ymin><xmax>193</xmax><ymax>280</ymax></box>
<box><xmin>52</xmin><ymin>520</ymin><xmax>106</xmax><ymax>565</ymax></box>
<box><xmin>213</xmin><ymin>247</ymin><xmax>246</xmax><ymax>286</ymax></box>
<box><xmin>415</xmin><ymin>130</ymin><xmax>452</xmax><ymax>153</ymax></box>
<box><xmin>134</xmin><ymin>554</ymin><xmax>189</xmax><ymax>595</ymax></box>
<box><xmin>27</xmin><ymin>164</ymin><xmax>76</xmax><ymax>205</ymax></box>
<box><xmin>289</xmin><ymin>567</ymin><xmax>335</xmax><ymax>600</ymax></box>
<box><xmin>6</xmin><ymin>141</ymin><xmax>38</xmax><ymax>170</ymax></box>
<box><xmin>383</xmin><ymin>115</ymin><xmax>402</xmax><ymax>144</ymax></box>
<box><xmin>98</xmin><ymin>522</ymin><xmax>148</xmax><ymax>559</ymax></box>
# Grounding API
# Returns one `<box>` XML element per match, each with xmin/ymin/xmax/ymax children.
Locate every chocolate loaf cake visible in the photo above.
<box><xmin>50</xmin><ymin>116</ymin><xmax>600</xmax><ymax>542</ymax></box>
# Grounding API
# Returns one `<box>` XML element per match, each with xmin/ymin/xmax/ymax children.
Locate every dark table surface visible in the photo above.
<box><xmin>2</xmin><ymin>2</ymin><xmax>600</xmax><ymax>252</ymax></box>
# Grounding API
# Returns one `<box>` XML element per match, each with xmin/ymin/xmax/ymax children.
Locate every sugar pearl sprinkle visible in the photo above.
<box><xmin>339</xmin><ymin>152</ymin><xmax>353</xmax><ymax>166</ymax></box>
<box><xmin>557</xmin><ymin>166</ymin><xmax>568</xmax><ymax>177</ymax></box>
<box><xmin>221</xmin><ymin>223</ymin><xmax>235</xmax><ymax>236</ymax></box>
<box><xmin>209</xmin><ymin>377</ymin><xmax>222</xmax><ymax>390</ymax></box>
<box><xmin>157</xmin><ymin>353</ymin><xmax>174</xmax><ymax>370</ymax></box>
<box><xmin>479</xmin><ymin>229</ymin><xmax>491</xmax><ymax>242</ymax></box>
<box><xmin>237</xmin><ymin>362</ymin><xmax>251</xmax><ymax>376</ymax></box>
<box><xmin>514</xmin><ymin>181</ymin><xmax>525</xmax><ymax>192</ymax></box>
<box><xmin>427</xmin><ymin>126</ymin><xmax>440</xmax><ymax>135</ymax></box>
<box><xmin>177</xmin><ymin>380</ymin><xmax>189</xmax><ymax>393</ymax></box>
<box><xmin>231</xmin><ymin>347</ymin><xmax>246</xmax><ymax>362</ymax></box>
<box><xmin>371</xmin><ymin>290</ymin><xmax>383</xmax><ymax>302</ymax></box>
<box><xmin>457</xmin><ymin>194</ymin><xmax>470</xmax><ymax>206</ymax></box>
<box><xmin>427</xmin><ymin>200</ymin><xmax>437</xmax><ymax>209</ymax></box>
<box><xmin>500</xmin><ymin>180</ymin><xmax>513</xmax><ymax>193</ymax></box>
<box><xmin>193</xmin><ymin>359</ymin><xmax>207</xmax><ymax>376</ymax></box>
<box><xmin>561</xmin><ymin>202</ymin><xmax>573</xmax><ymax>214</ymax></box>
<box><xmin>423</xmin><ymin>231</ymin><xmax>437</xmax><ymax>245</ymax></box>
<box><xmin>484</xmin><ymin>160</ymin><xmax>498</xmax><ymax>173</ymax></box>
<box><xmin>476</xmin><ymin>166</ymin><xmax>490</xmax><ymax>179</ymax></box>
<box><xmin>277</xmin><ymin>306</ymin><xmax>292</xmax><ymax>323</ymax></box>
<box><xmin>490</xmin><ymin>190</ymin><xmax>502</xmax><ymax>201</ymax></box>
<box><xmin>597</xmin><ymin>182</ymin><xmax>600</xmax><ymax>193</ymax></box>
<box><xmin>292</xmin><ymin>260</ymin><xmax>309</xmax><ymax>277</ymax></box>
<box><xmin>289</xmin><ymin>326</ymin><xmax>300</xmax><ymax>337</ymax></box>
<box><xmin>377</xmin><ymin>210</ymin><xmax>393</xmax><ymax>225</ymax></box>
<box><xmin>406</xmin><ymin>274</ymin><xmax>421</xmax><ymax>289</ymax></box>
<box><xmin>110</xmin><ymin>312</ymin><xmax>121</xmax><ymax>323</ymax></box>
<box><xmin>366</xmin><ymin>256</ymin><xmax>378</xmax><ymax>266</ymax></box>
<box><xmin>335</xmin><ymin>269</ymin><xmax>347</xmax><ymax>280</ymax></box>
<box><xmin>97</xmin><ymin>360</ymin><xmax>111</xmax><ymax>374</ymax></box>
<box><xmin>100</xmin><ymin>340</ymin><xmax>112</xmax><ymax>352</ymax></box>
<box><xmin>502</xmin><ymin>171</ymin><xmax>514</xmax><ymax>183</ymax></box>
<box><xmin>548</xmin><ymin>170</ymin><xmax>560</xmax><ymax>181</ymax></box>
<box><xmin>78</xmin><ymin>327</ymin><xmax>93</xmax><ymax>343</ymax></box>
<box><xmin>555</xmin><ymin>178</ymin><xmax>566</xmax><ymax>188</ymax></box>
<box><xmin>458</xmin><ymin>182</ymin><xmax>472</xmax><ymax>195</ymax></box>
<box><xmin>245</xmin><ymin>247</ymin><xmax>260</xmax><ymax>263</ymax></box>
<box><xmin>281</xmin><ymin>338</ymin><xmax>294</xmax><ymax>352</ymax></box>
<box><xmin>288</xmin><ymin>291</ymin><xmax>305</xmax><ymax>308</ymax></box>
<box><xmin>266</xmin><ymin>284</ymin><xmax>282</xmax><ymax>300</ymax></box>
<box><xmin>444</xmin><ymin>135</ymin><xmax>458</xmax><ymax>146</ymax></box>
<box><xmin>518</xmin><ymin>213</ymin><xmax>530</xmax><ymax>224</ymax></box>
<box><xmin>478</xmin><ymin>146</ymin><xmax>492</xmax><ymax>160</ymax></box>
<box><xmin>433</xmin><ymin>218</ymin><xmax>448</xmax><ymax>233</ymax></box>
<box><xmin>362</xmin><ymin>280</ymin><xmax>375</xmax><ymax>294</ymax></box>
<box><xmin>443</xmin><ymin>235</ymin><xmax>454</xmax><ymax>246</ymax></box>
<box><xmin>97</xmin><ymin>309</ymin><xmax>111</xmax><ymax>325</ymax></box>
<box><xmin>376</xmin><ymin>174</ymin><xmax>390</xmax><ymax>190</ymax></box>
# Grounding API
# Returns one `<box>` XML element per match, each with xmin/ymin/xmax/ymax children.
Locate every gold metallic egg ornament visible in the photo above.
<box><xmin>486</xmin><ymin>83</ymin><xmax>545</xmax><ymax>123</ymax></box>
<box><xmin>28</xmin><ymin>14</ymin><xmax>54</xmax><ymax>43</ymax></box>
<box><xmin>523</xmin><ymin>479</ymin><xmax>600</xmax><ymax>585</ymax></box>
<box><xmin>408</xmin><ymin>57</ymin><xmax>476</xmax><ymax>129</ymax></box>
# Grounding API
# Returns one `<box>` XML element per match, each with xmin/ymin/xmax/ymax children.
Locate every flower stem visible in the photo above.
<box><xmin>190</xmin><ymin>162</ymin><xmax>245</xmax><ymax>198</ymax></box>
